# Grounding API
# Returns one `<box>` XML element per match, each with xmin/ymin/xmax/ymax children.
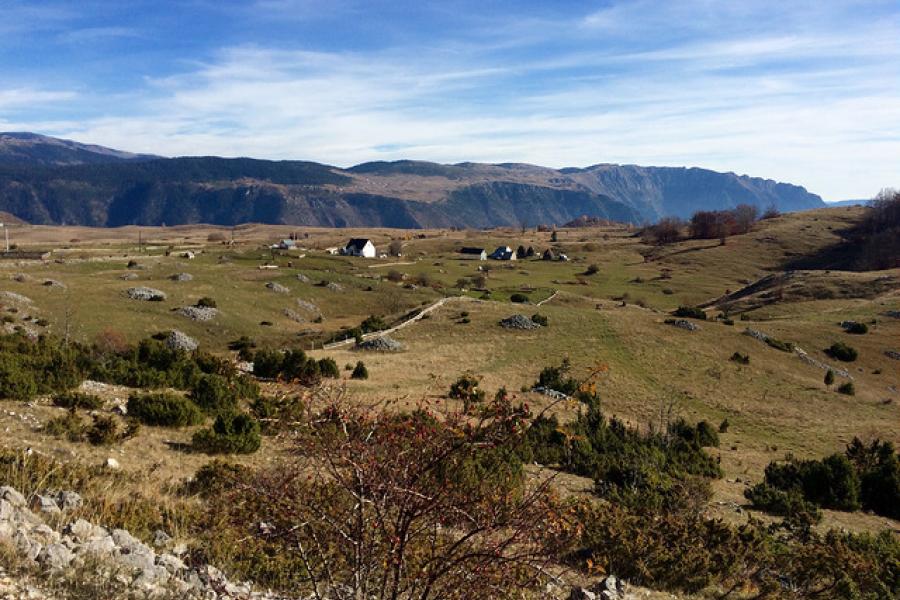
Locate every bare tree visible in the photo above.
<box><xmin>732</xmin><ymin>204</ymin><xmax>758</xmax><ymax>234</ymax></box>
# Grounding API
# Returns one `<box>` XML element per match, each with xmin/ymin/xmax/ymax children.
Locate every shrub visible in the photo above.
<box><xmin>827</xmin><ymin>342</ymin><xmax>858</xmax><ymax>362</ymax></box>
<box><xmin>317</xmin><ymin>357</ymin><xmax>340</xmax><ymax>379</ymax></box>
<box><xmin>189</xmin><ymin>374</ymin><xmax>238</xmax><ymax>414</ymax></box>
<box><xmin>838</xmin><ymin>382</ymin><xmax>856</xmax><ymax>396</ymax></box>
<box><xmin>350</xmin><ymin>361</ymin><xmax>368</xmax><ymax>380</ymax></box>
<box><xmin>751</xmin><ymin>453</ymin><xmax>861</xmax><ymax>514</ymax></box>
<box><xmin>86</xmin><ymin>415</ymin><xmax>125</xmax><ymax>446</ymax></box>
<box><xmin>252</xmin><ymin>348</ymin><xmax>282</xmax><ymax>379</ymax></box>
<box><xmin>448</xmin><ymin>374</ymin><xmax>485</xmax><ymax>412</ymax></box>
<box><xmin>729</xmin><ymin>352</ymin><xmax>749</xmax><ymax>364</ymax></box>
<box><xmin>744</xmin><ymin>483</ymin><xmax>822</xmax><ymax>524</ymax></box>
<box><xmin>844</xmin><ymin>321</ymin><xmax>868</xmax><ymax>334</ymax></box>
<box><xmin>192</xmin><ymin>412</ymin><xmax>261</xmax><ymax>455</ymax></box>
<box><xmin>186</xmin><ymin>460</ymin><xmax>250</xmax><ymax>498</ymax></box>
<box><xmin>197</xmin><ymin>398</ymin><xmax>561</xmax><ymax>598</ymax></box>
<box><xmin>530</xmin><ymin>313</ymin><xmax>548</xmax><ymax>326</ymax></box>
<box><xmin>52</xmin><ymin>391</ymin><xmax>104</xmax><ymax>410</ymax></box>
<box><xmin>673</xmin><ymin>306</ymin><xmax>706</xmax><ymax>320</ymax></box>
<box><xmin>824</xmin><ymin>370</ymin><xmax>835</xmax><ymax>386</ymax></box>
<box><xmin>718</xmin><ymin>418</ymin><xmax>730</xmax><ymax>433</ymax></box>
<box><xmin>386</xmin><ymin>270</ymin><xmax>404</xmax><ymax>283</ymax></box>
<box><xmin>250</xmin><ymin>395</ymin><xmax>309</xmax><ymax>435</ymax></box>
<box><xmin>44</xmin><ymin>410</ymin><xmax>87</xmax><ymax>442</ymax></box>
<box><xmin>359</xmin><ymin>315</ymin><xmax>388</xmax><ymax>333</ymax></box>
<box><xmin>765</xmin><ymin>337</ymin><xmax>794</xmax><ymax>353</ymax></box>
<box><xmin>643</xmin><ymin>217</ymin><xmax>684</xmax><ymax>245</ymax></box>
<box><xmin>848</xmin><ymin>438</ymin><xmax>900</xmax><ymax>520</ymax></box>
<box><xmin>196</xmin><ymin>297</ymin><xmax>217</xmax><ymax>308</ymax></box>
<box><xmin>672</xmin><ymin>419</ymin><xmax>720</xmax><ymax>448</ymax></box>
<box><xmin>536</xmin><ymin>360</ymin><xmax>579</xmax><ymax>396</ymax></box>
<box><xmin>585</xmin><ymin>264</ymin><xmax>600</xmax><ymax>276</ymax></box>
<box><xmin>510</xmin><ymin>293</ymin><xmax>529</xmax><ymax>303</ymax></box>
<box><xmin>228</xmin><ymin>336</ymin><xmax>256</xmax><ymax>360</ymax></box>
<box><xmin>127</xmin><ymin>392</ymin><xmax>204</xmax><ymax>427</ymax></box>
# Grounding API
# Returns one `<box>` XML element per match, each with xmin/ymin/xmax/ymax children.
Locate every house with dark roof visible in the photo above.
<box><xmin>342</xmin><ymin>238</ymin><xmax>376</xmax><ymax>258</ymax></box>
<box><xmin>459</xmin><ymin>247</ymin><xmax>487</xmax><ymax>260</ymax></box>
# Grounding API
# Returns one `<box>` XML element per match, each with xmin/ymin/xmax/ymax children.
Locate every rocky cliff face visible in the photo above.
<box><xmin>0</xmin><ymin>133</ymin><xmax>825</xmax><ymax>228</ymax></box>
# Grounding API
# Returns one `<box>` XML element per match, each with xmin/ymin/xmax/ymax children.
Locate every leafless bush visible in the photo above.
<box><xmin>206</xmin><ymin>395</ymin><xmax>576</xmax><ymax>599</ymax></box>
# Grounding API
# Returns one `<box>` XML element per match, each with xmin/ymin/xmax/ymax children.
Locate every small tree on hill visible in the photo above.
<box><xmin>351</xmin><ymin>361</ymin><xmax>368</xmax><ymax>380</ymax></box>
<box><xmin>824</xmin><ymin>370</ymin><xmax>835</xmax><ymax>387</ymax></box>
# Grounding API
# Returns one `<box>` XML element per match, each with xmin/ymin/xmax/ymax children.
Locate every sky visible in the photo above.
<box><xmin>1</xmin><ymin>0</ymin><xmax>898</xmax><ymax>200</ymax></box>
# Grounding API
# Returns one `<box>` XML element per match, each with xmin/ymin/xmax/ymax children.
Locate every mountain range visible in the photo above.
<box><xmin>0</xmin><ymin>132</ymin><xmax>825</xmax><ymax>228</ymax></box>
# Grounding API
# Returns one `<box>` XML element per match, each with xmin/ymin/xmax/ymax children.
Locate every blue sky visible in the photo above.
<box><xmin>1</xmin><ymin>0</ymin><xmax>898</xmax><ymax>199</ymax></box>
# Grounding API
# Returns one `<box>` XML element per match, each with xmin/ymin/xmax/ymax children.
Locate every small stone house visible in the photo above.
<box><xmin>459</xmin><ymin>247</ymin><xmax>487</xmax><ymax>260</ymax></box>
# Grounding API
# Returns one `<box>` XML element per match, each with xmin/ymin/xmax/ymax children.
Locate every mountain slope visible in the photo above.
<box><xmin>0</xmin><ymin>133</ymin><xmax>825</xmax><ymax>228</ymax></box>
<box><xmin>0</xmin><ymin>132</ymin><xmax>160</xmax><ymax>166</ymax></box>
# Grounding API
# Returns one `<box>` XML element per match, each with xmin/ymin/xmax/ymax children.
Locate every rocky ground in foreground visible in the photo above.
<box><xmin>0</xmin><ymin>480</ymin><xmax>681</xmax><ymax>600</ymax></box>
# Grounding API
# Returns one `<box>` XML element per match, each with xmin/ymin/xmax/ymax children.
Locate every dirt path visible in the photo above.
<box><xmin>323</xmin><ymin>295</ymin><xmax>475</xmax><ymax>349</ymax></box>
<box><xmin>536</xmin><ymin>289</ymin><xmax>559</xmax><ymax>306</ymax></box>
<box><xmin>368</xmin><ymin>261</ymin><xmax>417</xmax><ymax>268</ymax></box>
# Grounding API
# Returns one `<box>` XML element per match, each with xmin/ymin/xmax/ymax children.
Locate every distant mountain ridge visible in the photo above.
<box><xmin>0</xmin><ymin>132</ymin><xmax>825</xmax><ymax>228</ymax></box>
<box><xmin>0</xmin><ymin>132</ymin><xmax>160</xmax><ymax>166</ymax></box>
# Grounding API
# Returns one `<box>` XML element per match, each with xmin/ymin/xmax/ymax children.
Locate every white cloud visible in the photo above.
<box><xmin>0</xmin><ymin>88</ymin><xmax>76</xmax><ymax>110</ymax></box>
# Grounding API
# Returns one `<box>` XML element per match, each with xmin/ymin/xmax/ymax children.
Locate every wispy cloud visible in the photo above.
<box><xmin>0</xmin><ymin>88</ymin><xmax>76</xmax><ymax>110</ymax></box>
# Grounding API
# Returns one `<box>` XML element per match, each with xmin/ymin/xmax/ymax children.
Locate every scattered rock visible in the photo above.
<box><xmin>0</xmin><ymin>291</ymin><xmax>32</xmax><ymax>305</ymax></box>
<box><xmin>11</xmin><ymin>273</ymin><xmax>29</xmax><ymax>282</ymax></box>
<box><xmin>266</xmin><ymin>282</ymin><xmax>290</xmax><ymax>293</ymax></box>
<box><xmin>666</xmin><ymin>318</ymin><xmax>699</xmax><ymax>331</ymax></box>
<box><xmin>119</xmin><ymin>272</ymin><xmax>139</xmax><ymax>280</ymax></box>
<box><xmin>570</xmin><ymin>576</ymin><xmax>631</xmax><ymax>600</ymax></box>
<box><xmin>37</xmin><ymin>543</ymin><xmax>74</xmax><ymax>569</ymax></box>
<box><xmin>295</xmin><ymin>299</ymin><xmax>321</xmax><ymax>314</ymax></box>
<box><xmin>42</xmin><ymin>279</ymin><xmax>66</xmax><ymax>289</ymax></box>
<box><xmin>29</xmin><ymin>495</ymin><xmax>60</xmax><ymax>516</ymax></box>
<box><xmin>356</xmin><ymin>336</ymin><xmax>404</xmax><ymax>352</ymax></box>
<box><xmin>175</xmin><ymin>305</ymin><xmax>218</xmax><ymax>322</ymax></box>
<box><xmin>795</xmin><ymin>347</ymin><xmax>852</xmax><ymax>378</ymax></box>
<box><xmin>125</xmin><ymin>287</ymin><xmax>166</xmax><ymax>301</ymax></box>
<box><xmin>153</xmin><ymin>529</ymin><xmax>172</xmax><ymax>548</ymax></box>
<box><xmin>283</xmin><ymin>308</ymin><xmax>305</xmax><ymax>323</ymax></box>
<box><xmin>886</xmin><ymin>350</ymin><xmax>900</xmax><ymax>361</ymax></box>
<box><xmin>104</xmin><ymin>458</ymin><xmax>120</xmax><ymax>470</ymax></box>
<box><xmin>295</xmin><ymin>273</ymin><xmax>311</xmax><ymax>283</ymax></box>
<box><xmin>743</xmin><ymin>327</ymin><xmax>770</xmax><ymax>343</ymax></box>
<box><xmin>55</xmin><ymin>491</ymin><xmax>82</xmax><ymax>511</ymax></box>
<box><xmin>325</xmin><ymin>281</ymin><xmax>343</xmax><ymax>292</ymax></box>
<box><xmin>0</xmin><ymin>486</ymin><xmax>27</xmax><ymax>508</ymax></box>
<box><xmin>163</xmin><ymin>330</ymin><xmax>198</xmax><ymax>353</ymax></box>
<box><xmin>65</xmin><ymin>518</ymin><xmax>101</xmax><ymax>542</ymax></box>
<box><xmin>169</xmin><ymin>272</ymin><xmax>193</xmax><ymax>282</ymax></box>
<box><xmin>499</xmin><ymin>314</ymin><xmax>539</xmax><ymax>330</ymax></box>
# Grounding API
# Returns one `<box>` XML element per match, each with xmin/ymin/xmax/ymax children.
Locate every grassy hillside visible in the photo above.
<box><xmin>0</xmin><ymin>206</ymin><xmax>898</xmax><ymax>598</ymax></box>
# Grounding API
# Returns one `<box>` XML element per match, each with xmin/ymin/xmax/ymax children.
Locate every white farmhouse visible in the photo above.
<box><xmin>343</xmin><ymin>238</ymin><xmax>376</xmax><ymax>258</ymax></box>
